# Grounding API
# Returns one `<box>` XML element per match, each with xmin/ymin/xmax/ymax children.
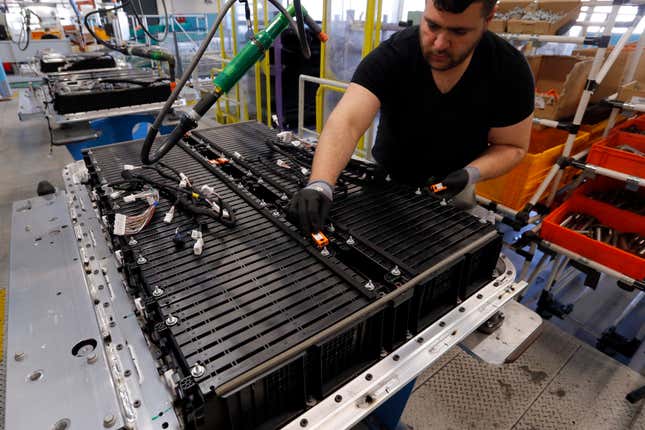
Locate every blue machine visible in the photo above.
<box><xmin>64</xmin><ymin>114</ymin><xmax>174</xmax><ymax>160</ymax></box>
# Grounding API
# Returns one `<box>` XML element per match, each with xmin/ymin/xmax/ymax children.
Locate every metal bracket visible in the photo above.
<box><xmin>283</xmin><ymin>254</ymin><xmax>523</xmax><ymax>430</ymax></box>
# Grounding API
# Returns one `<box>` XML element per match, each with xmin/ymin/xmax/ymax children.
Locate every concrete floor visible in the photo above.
<box><xmin>0</xmin><ymin>91</ymin><xmax>644</xmax><ymax>429</ymax></box>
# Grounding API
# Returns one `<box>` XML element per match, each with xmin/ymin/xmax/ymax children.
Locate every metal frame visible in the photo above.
<box><xmin>285</xmin><ymin>254</ymin><xmax>524</xmax><ymax>430</ymax></box>
<box><xmin>6</xmin><ymin>166</ymin><xmax>180</xmax><ymax>430</ymax></box>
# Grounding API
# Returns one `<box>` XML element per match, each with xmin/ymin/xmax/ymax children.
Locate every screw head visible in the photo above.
<box><xmin>103</xmin><ymin>414</ymin><xmax>116</xmax><ymax>427</ymax></box>
<box><xmin>390</xmin><ymin>265</ymin><xmax>401</xmax><ymax>277</ymax></box>
<box><xmin>136</xmin><ymin>256</ymin><xmax>147</xmax><ymax>265</ymax></box>
<box><xmin>364</xmin><ymin>280</ymin><xmax>375</xmax><ymax>291</ymax></box>
<box><xmin>165</xmin><ymin>314</ymin><xmax>178</xmax><ymax>326</ymax></box>
<box><xmin>272</xmin><ymin>210</ymin><xmax>280</xmax><ymax>217</ymax></box>
<box><xmin>191</xmin><ymin>363</ymin><xmax>206</xmax><ymax>378</ymax></box>
<box><xmin>281</xmin><ymin>194</ymin><xmax>288</xmax><ymax>201</ymax></box>
<box><xmin>14</xmin><ymin>352</ymin><xmax>25</xmax><ymax>361</ymax></box>
<box><xmin>346</xmin><ymin>236</ymin><xmax>355</xmax><ymax>246</ymax></box>
<box><xmin>152</xmin><ymin>286</ymin><xmax>164</xmax><ymax>297</ymax></box>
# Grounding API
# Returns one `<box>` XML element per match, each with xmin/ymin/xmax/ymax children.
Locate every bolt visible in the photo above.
<box><xmin>346</xmin><ymin>236</ymin><xmax>355</xmax><ymax>246</ymax></box>
<box><xmin>165</xmin><ymin>314</ymin><xmax>178</xmax><ymax>327</ymax></box>
<box><xmin>281</xmin><ymin>194</ymin><xmax>288</xmax><ymax>201</ymax></box>
<box><xmin>128</xmin><ymin>238</ymin><xmax>137</xmax><ymax>246</ymax></box>
<box><xmin>364</xmin><ymin>280</ymin><xmax>375</xmax><ymax>291</ymax></box>
<box><xmin>415</xmin><ymin>188</ymin><xmax>422</xmax><ymax>195</ymax></box>
<box><xmin>272</xmin><ymin>210</ymin><xmax>280</xmax><ymax>217</ymax></box>
<box><xmin>257</xmin><ymin>178</ymin><xmax>264</xmax><ymax>184</ymax></box>
<box><xmin>14</xmin><ymin>352</ymin><xmax>25</xmax><ymax>361</ymax></box>
<box><xmin>334</xmin><ymin>394</ymin><xmax>343</xmax><ymax>403</ymax></box>
<box><xmin>321</xmin><ymin>247</ymin><xmax>330</xmax><ymax>257</ymax></box>
<box><xmin>152</xmin><ymin>286</ymin><xmax>164</xmax><ymax>297</ymax></box>
<box><xmin>136</xmin><ymin>256</ymin><xmax>147</xmax><ymax>265</ymax></box>
<box><xmin>379</xmin><ymin>349</ymin><xmax>388</xmax><ymax>358</ymax></box>
<box><xmin>259</xmin><ymin>200</ymin><xmax>267</xmax><ymax>208</ymax></box>
<box><xmin>103</xmin><ymin>414</ymin><xmax>116</xmax><ymax>428</ymax></box>
<box><xmin>191</xmin><ymin>363</ymin><xmax>205</xmax><ymax>378</ymax></box>
<box><xmin>390</xmin><ymin>265</ymin><xmax>401</xmax><ymax>277</ymax></box>
<box><xmin>87</xmin><ymin>353</ymin><xmax>98</xmax><ymax>364</ymax></box>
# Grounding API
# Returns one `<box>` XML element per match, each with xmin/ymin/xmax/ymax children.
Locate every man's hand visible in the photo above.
<box><xmin>288</xmin><ymin>180</ymin><xmax>333</xmax><ymax>234</ymax></box>
<box><xmin>430</xmin><ymin>166</ymin><xmax>480</xmax><ymax>199</ymax></box>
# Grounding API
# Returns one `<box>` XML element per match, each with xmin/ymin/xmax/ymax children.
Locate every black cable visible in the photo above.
<box><xmin>129</xmin><ymin>0</ymin><xmax>169</xmax><ymax>43</ymax></box>
<box><xmin>291</xmin><ymin>0</ymin><xmax>311</xmax><ymax>59</ymax></box>
<box><xmin>83</xmin><ymin>1</ymin><xmax>127</xmax><ymax>51</ymax></box>
<box><xmin>139</xmin><ymin>0</ymin><xmax>237</xmax><ymax>165</ymax></box>
<box><xmin>141</xmin><ymin>0</ymin><xmax>315</xmax><ymax>164</ymax></box>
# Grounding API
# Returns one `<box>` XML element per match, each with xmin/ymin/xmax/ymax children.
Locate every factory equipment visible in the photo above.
<box><xmin>6</xmin><ymin>121</ymin><xmax>520</xmax><ymax>430</ymax></box>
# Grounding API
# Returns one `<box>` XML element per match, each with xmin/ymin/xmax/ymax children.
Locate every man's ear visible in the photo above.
<box><xmin>485</xmin><ymin>4</ymin><xmax>497</xmax><ymax>23</ymax></box>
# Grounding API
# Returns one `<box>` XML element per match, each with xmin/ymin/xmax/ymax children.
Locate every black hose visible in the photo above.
<box><xmin>129</xmin><ymin>0</ymin><xmax>169</xmax><ymax>43</ymax></box>
<box><xmin>140</xmin><ymin>0</ymin><xmax>237</xmax><ymax>165</ymax></box>
<box><xmin>291</xmin><ymin>0</ymin><xmax>311</xmax><ymax>59</ymax></box>
<box><xmin>140</xmin><ymin>0</ymin><xmax>313</xmax><ymax>164</ymax></box>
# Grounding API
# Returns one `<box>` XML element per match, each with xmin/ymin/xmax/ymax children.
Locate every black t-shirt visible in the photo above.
<box><xmin>351</xmin><ymin>26</ymin><xmax>534</xmax><ymax>185</ymax></box>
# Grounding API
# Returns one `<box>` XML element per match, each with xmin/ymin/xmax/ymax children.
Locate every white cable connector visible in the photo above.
<box><xmin>200</xmin><ymin>184</ymin><xmax>216</xmax><ymax>197</ymax></box>
<box><xmin>191</xmin><ymin>230</ymin><xmax>204</xmax><ymax>255</ymax></box>
<box><xmin>123</xmin><ymin>190</ymin><xmax>157</xmax><ymax>203</ymax></box>
<box><xmin>122</xmin><ymin>164</ymin><xmax>140</xmax><ymax>171</ymax></box>
<box><xmin>163</xmin><ymin>206</ymin><xmax>175</xmax><ymax>223</ymax></box>
<box><xmin>113</xmin><ymin>214</ymin><xmax>126</xmax><ymax>236</ymax></box>
<box><xmin>193</xmin><ymin>238</ymin><xmax>204</xmax><ymax>255</ymax></box>
<box><xmin>179</xmin><ymin>172</ymin><xmax>190</xmax><ymax>188</ymax></box>
<box><xmin>277</xmin><ymin>131</ymin><xmax>294</xmax><ymax>142</ymax></box>
<box><xmin>276</xmin><ymin>159</ymin><xmax>291</xmax><ymax>169</ymax></box>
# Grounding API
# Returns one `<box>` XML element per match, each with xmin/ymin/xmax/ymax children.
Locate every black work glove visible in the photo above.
<box><xmin>429</xmin><ymin>167</ymin><xmax>480</xmax><ymax>199</ymax></box>
<box><xmin>288</xmin><ymin>180</ymin><xmax>333</xmax><ymax>235</ymax></box>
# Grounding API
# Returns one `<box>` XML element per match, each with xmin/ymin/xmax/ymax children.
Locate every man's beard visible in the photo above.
<box><xmin>422</xmin><ymin>34</ymin><xmax>482</xmax><ymax>71</ymax></box>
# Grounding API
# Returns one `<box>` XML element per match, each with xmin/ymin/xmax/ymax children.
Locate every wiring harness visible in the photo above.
<box><xmin>106</xmin><ymin>162</ymin><xmax>237</xmax><ymax>254</ymax></box>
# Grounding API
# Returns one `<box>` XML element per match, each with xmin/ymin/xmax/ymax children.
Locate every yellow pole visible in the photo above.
<box><xmin>374</xmin><ymin>0</ymin><xmax>383</xmax><ymax>46</ymax></box>
<box><xmin>253</xmin><ymin>0</ymin><xmax>263</xmax><ymax>123</ymax></box>
<box><xmin>362</xmin><ymin>0</ymin><xmax>376</xmax><ymax>57</ymax></box>
<box><xmin>263</xmin><ymin>0</ymin><xmax>272</xmax><ymax>126</ymax></box>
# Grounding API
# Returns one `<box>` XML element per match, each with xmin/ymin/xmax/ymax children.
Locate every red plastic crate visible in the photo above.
<box><xmin>587</xmin><ymin>132</ymin><xmax>645</xmax><ymax>178</ymax></box>
<box><xmin>613</xmin><ymin>114</ymin><xmax>645</xmax><ymax>140</ymax></box>
<box><xmin>541</xmin><ymin>193</ymin><xmax>645</xmax><ymax>280</ymax></box>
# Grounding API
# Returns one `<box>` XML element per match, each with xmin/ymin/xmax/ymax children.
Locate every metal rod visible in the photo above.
<box><xmin>518</xmin><ymin>242</ymin><xmax>537</xmax><ymax>281</ymax></box>
<box><xmin>525</xmin><ymin>253</ymin><xmax>551</xmax><ymax>286</ymax></box>
<box><xmin>544</xmin><ymin>256</ymin><xmax>569</xmax><ymax>292</ymax></box>
<box><xmin>298</xmin><ymin>74</ymin><xmax>349</xmax><ymax>137</ymax></box>
<box><xmin>540</xmin><ymin>239</ymin><xmax>643</xmax><ymax>289</ymax></box>
<box><xmin>612</xmin><ymin>291</ymin><xmax>644</xmax><ymax>327</ymax></box>
<box><xmin>542</xmin><ymin>4</ymin><xmax>622</xmax><ymax>206</ymax></box>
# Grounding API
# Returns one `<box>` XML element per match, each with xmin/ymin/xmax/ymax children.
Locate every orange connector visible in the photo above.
<box><xmin>311</xmin><ymin>231</ymin><xmax>329</xmax><ymax>249</ymax></box>
<box><xmin>430</xmin><ymin>182</ymin><xmax>447</xmax><ymax>193</ymax></box>
<box><xmin>318</xmin><ymin>32</ymin><xmax>329</xmax><ymax>43</ymax></box>
<box><xmin>209</xmin><ymin>158</ymin><xmax>230</xmax><ymax>165</ymax></box>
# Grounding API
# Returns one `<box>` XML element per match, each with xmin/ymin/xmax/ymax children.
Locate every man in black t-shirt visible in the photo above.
<box><xmin>290</xmin><ymin>0</ymin><xmax>534</xmax><ymax>234</ymax></box>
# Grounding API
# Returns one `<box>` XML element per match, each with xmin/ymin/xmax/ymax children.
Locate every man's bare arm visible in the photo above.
<box><xmin>468</xmin><ymin>113</ymin><xmax>533</xmax><ymax>181</ymax></box>
<box><xmin>309</xmin><ymin>83</ymin><xmax>381</xmax><ymax>186</ymax></box>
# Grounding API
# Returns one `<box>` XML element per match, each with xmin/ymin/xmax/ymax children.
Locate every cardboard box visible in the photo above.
<box><xmin>507</xmin><ymin>0</ymin><xmax>581</xmax><ymax>35</ymax></box>
<box><xmin>490</xmin><ymin>0</ymin><xmax>531</xmax><ymax>33</ymax></box>
<box><xmin>617</xmin><ymin>80</ymin><xmax>645</xmax><ymax>104</ymax></box>
<box><xmin>528</xmin><ymin>55</ymin><xmax>593</xmax><ymax>120</ymax></box>
<box><xmin>573</xmin><ymin>45</ymin><xmax>645</xmax><ymax>103</ymax></box>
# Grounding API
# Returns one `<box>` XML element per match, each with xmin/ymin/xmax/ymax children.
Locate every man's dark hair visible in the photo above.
<box><xmin>433</xmin><ymin>0</ymin><xmax>497</xmax><ymax>17</ymax></box>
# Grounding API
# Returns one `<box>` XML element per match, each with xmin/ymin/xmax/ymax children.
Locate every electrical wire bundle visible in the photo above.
<box><xmin>112</xmin><ymin>188</ymin><xmax>159</xmax><ymax>235</ymax></box>
<box><xmin>108</xmin><ymin>162</ymin><xmax>236</xmax><ymax>233</ymax></box>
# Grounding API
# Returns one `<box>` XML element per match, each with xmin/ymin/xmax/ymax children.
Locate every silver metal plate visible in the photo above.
<box><xmin>6</xmin><ymin>165</ymin><xmax>179</xmax><ymax>430</ymax></box>
<box><xmin>7</xmin><ymin>192</ymin><xmax>127</xmax><ymax>430</ymax></box>
<box><xmin>51</xmin><ymin>99</ymin><xmax>187</xmax><ymax>125</ymax></box>
<box><xmin>461</xmin><ymin>300</ymin><xmax>543</xmax><ymax>365</ymax></box>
